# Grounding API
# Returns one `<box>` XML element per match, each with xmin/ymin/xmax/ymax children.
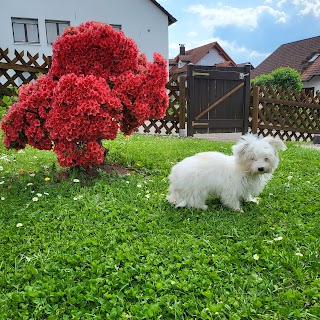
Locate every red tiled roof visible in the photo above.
<box><xmin>215</xmin><ymin>60</ymin><xmax>235</xmax><ymax>67</ymax></box>
<box><xmin>251</xmin><ymin>36</ymin><xmax>320</xmax><ymax>80</ymax></box>
<box><xmin>301</xmin><ymin>55</ymin><xmax>320</xmax><ymax>81</ymax></box>
<box><xmin>169</xmin><ymin>42</ymin><xmax>237</xmax><ymax>75</ymax></box>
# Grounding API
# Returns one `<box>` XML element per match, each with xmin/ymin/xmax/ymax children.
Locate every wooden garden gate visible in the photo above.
<box><xmin>187</xmin><ymin>64</ymin><xmax>251</xmax><ymax>136</ymax></box>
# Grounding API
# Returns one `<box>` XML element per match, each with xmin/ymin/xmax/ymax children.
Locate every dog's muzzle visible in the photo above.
<box><xmin>258</xmin><ymin>167</ymin><xmax>264</xmax><ymax>172</ymax></box>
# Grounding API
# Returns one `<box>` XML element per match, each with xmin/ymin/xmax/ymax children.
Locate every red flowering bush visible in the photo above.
<box><xmin>1</xmin><ymin>21</ymin><xmax>168</xmax><ymax>168</ymax></box>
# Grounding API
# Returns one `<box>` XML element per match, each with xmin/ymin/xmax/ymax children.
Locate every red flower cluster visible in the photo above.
<box><xmin>2</xmin><ymin>76</ymin><xmax>55</xmax><ymax>150</ymax></box>
<box><xmin>1</xmin><ymin>21</ymin><xmax>168</xmax><ymax>168</ymax></box>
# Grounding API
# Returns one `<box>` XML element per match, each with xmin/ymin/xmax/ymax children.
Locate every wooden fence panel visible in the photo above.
<box><xmin>251</xmin><ymin>85</ymin><xmax>320</xmax><ymax>141</ymax></box>
<box><xmin>138</xmin><ymin>75</ymin><xmax>186</xmax><ymax>135</ymax></box>
<box><xmin>0</xmin><ymin>48</ymin><xmax>50</xmax><ymax>99</ymax></box>
<box><xmin>187</xmin><ymin>65</ymin><xmax>250</xmax><ymax>135</ymax></box>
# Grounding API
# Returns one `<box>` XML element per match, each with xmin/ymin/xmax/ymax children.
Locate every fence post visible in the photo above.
<box><xmin>186</xmin><ymin>64</ymin><xmax>194</xmax><ymax>136</ymax></box>
<box><xmin>242</xmin><ymin>63</ymin><xmax>251</xmax><ymax>134</ymax></box>
<box><xmin>251</xmin><ymin>85</ymin><xmax>260</xmax><ymax>134</ymax></box>
<box><xmin>47</xmin><ymin>56</ymin><xmax>52</xmax><ymax>68</ymax></box>
<box><xmin>178</xmin><ymin>76</ymin><xmax>187</xmax><ymax>137</ymax></box>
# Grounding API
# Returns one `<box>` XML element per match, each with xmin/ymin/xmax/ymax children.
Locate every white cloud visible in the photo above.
<box><xmin>275</xmin><ymin>0</ymin><xmax>288</xmax><ymax>7</ymax></box>
<box><xmin>187</xmin><ymin>4</ymin><xmax>288</xmax><ymax>31</ymax></box>
<box><xmin>216</xmin><ymin>38</ymin><xmax>270</xmax><ymax>65</ymax></box>
<box><xmin>187</xmin><ymin>31</ymin><xmax>198</xmax><ymax>38</ymax></box>
<box><xmin>295</xmin><ymin>0</ymin><xmax>320</xmax><ymax>17</ymax></box>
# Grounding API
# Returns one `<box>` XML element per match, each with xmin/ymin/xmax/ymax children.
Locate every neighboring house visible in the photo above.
<box><xmin>169</xmin><ymin>42</ymin><xmax>237</xmax><ymax>78</ymax></box>
<box><xmin>251</xmin><ymin>36</ymin><xmax>320</xmax><ymax>95</ymax></box>
<box><xmin>0</xmin><ymin>0</ymin><xmax>176</xmax><ymax>62</ymax></box>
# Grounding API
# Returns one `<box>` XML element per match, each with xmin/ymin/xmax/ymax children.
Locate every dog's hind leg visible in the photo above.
<box><xmin>220</xmin><ymin>193</ymin><xmax>242</xmax><ymax>211</ymax></box>
<box><xmin>187</xmin><ymin>192</ymin><xmax>208</xmax><ymax>210</ymax></box>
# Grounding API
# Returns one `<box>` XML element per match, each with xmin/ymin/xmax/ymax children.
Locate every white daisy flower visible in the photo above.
<box><xmin>253</xmin><ymin>254</ymin><xmax>260</xmax><ymax>260</ymax></box>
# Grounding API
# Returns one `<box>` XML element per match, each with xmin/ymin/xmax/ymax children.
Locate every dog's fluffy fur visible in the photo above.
<box><xmin>166</xmin><ymin>134</ymin><xmax>286</xmax><ymax>211</ymax></box>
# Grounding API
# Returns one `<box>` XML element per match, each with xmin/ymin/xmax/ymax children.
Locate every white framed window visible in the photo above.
<box><xmin>45</xmin><ymin>20</ymin><xmax>70</xmax><ymax>44</ymax></box>
<box><xmin>12</xmin><ymin>18</ymin><xmax>39</xmax><ymax>43</ymax></box>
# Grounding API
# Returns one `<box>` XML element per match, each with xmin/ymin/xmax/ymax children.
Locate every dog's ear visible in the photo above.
<box><xmin>232</xmin><ymin>140</ymin><xmax>250</xmax><ymax>157</ymax></box>
<box><xmin>263</xmin><ymin>136</ymin><xmax>287</xmax><ymax>151</ymax></box>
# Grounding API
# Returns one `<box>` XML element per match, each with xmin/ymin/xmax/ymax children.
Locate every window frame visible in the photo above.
<box><xmin>12</xmin><ymin>17</ymin><xmax>40</xmax><ymax>44</ymax></box>
<box><xmin>45</xmin><ymin>20</ymin><xmax>70</xmax><ymax>44</ymax></box>
<box><xmin>110</xmin><ymin>24</ymin><xmax>122</xmax><ymax>31</ymax></box>
<box><xmin>303</xmin><ymin>87</ymin><xmax>315</xmax><ymax>97</ymax></box>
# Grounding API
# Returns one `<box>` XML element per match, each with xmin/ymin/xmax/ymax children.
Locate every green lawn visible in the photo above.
<box><xmin>0</xmin><ymin>133</ymin><xmax>320</xmax><ymax>319</ymax></box>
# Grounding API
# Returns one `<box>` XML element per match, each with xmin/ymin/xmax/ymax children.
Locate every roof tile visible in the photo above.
<box><xmin>251</xmin><ymin>36</ymin><xmax>320</xmax><ymax>80</ymax></box>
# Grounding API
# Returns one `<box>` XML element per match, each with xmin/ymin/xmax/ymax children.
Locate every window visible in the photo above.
<box><xmin>308</xmin><ymin>54</ymin><xmax>320</xmax><ymax>63</ymax></box>
<box><xmin>304</xmin><ymin>87</ymin><xmax>315</xmax><ymax>97</ymax></box>
<box><xmin>110</xmin><ymin>24</ymin><xmax>122</xmax><ymax>31</ymax></box>
<box><xmin>12</xmin><ymin>18</ymin><xmax>39</xmax><ymax>43</ymax></box>
<box><xmin>46</xmin><ymin>20</ymin><xmax>70</xmax><ymax>44</ymax></box>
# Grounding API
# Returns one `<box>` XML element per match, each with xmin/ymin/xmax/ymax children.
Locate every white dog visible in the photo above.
<box><xmin>167</xmin><ymin>134</ymin><xmax>286</xmax><ymax>211</ymax></box>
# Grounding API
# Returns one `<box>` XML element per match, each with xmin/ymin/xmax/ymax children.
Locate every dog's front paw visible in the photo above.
<box><xmin>244</xmin><ymin>196</ymin><xmax>260</xmax><ymax>204</ymax></box>
<box><xmin>250</xmin><ymin>197</ymin><xmax>260</xmax><ymax>204</ymax></box>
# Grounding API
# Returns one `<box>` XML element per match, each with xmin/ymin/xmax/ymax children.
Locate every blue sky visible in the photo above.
<box><xmin>157</xmin><ymin>0</ymin><xmax>320</xmax><ymax>67</ymax></box>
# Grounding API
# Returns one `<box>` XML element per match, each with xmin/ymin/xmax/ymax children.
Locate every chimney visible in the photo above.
<box><xmin>179</xmin><ymin>44</ymin><xmax>185</xmax><ymax>55</ymax></box>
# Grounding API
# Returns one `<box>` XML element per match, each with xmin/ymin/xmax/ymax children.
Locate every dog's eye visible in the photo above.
<box><xmin>250</xmin><ymin>157</ymin><xmax>256</xmax><ymax>161</ymax></box>
<box><xmin>264</xmin><ymin>158</ymin><xmax>269</xmax><ymax>162</ymax></box>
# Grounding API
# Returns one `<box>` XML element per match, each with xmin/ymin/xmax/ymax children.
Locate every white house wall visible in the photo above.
<box><xmin>0</xmin><ymin>0</ymin><xmax>169</xmax><ymax>62</ymax></box>
<box><xmin>303</xmin><ymin>76</ymin><xmax>320</xmax><ymax>94</ymax></box>
<box><xmin>198</xmin><ymin>48</ymin><xmax>225</xmax><ymax>66</ymax></box>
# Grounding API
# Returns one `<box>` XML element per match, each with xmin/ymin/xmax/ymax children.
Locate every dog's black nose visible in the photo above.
<box><xmin>258</xmin><ymin>167</ymin><xmax>264</xmax><ymax>172</ymax></box>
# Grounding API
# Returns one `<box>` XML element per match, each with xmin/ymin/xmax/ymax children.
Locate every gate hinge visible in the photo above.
<box><xmin>192</xmin><ymin>71</ymin><xmax>210</xmax><ymax>77</ymax></box>
<box><xmin>239</xmin><ymin>73</ymin><xmax>249</xmax><ymax>80</ymax></box>
<box><xmin>192</xmin><ymin>121</ymin><xmax>209</xmax><ymax>127</ymax></box>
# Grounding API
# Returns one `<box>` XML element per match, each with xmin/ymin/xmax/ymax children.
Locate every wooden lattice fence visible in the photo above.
<box><xmin>251</xmin><ymin>85</ymin><xmax>320</xmax><ymax>141</ymax></box>
<box><xmin>0</xmin><ymin>48</ymin><xmax>51</xmax><ymax>103</ymax></box>
<box><xmin>139</xmin><ymin>75</ymin><xmax>186</xmax><ymax>135</ymax></box>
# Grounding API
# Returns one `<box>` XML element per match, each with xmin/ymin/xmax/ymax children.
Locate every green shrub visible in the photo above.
<box><xmin>251</xmin><ymin>67</ymin><xmax>303</xmax><ymax>91</ymax></box>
